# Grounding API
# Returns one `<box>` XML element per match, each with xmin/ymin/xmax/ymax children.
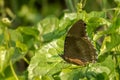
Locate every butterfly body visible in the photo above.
<box><xmin>61</xmin><ymin>20</ymin><xmax>97</xmax><ymax>65</ymax></box>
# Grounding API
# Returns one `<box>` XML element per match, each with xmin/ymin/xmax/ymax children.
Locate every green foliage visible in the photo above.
<box><xmin>0</xmin><ymin>0</ymin><xmax>120</xmax><ymax>80</ymax></box>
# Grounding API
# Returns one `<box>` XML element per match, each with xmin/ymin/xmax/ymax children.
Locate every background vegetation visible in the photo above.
<box><xmin>0</xmin><ymin>0</ymin><xmax>120</xmax><ymax>80</ymax></box>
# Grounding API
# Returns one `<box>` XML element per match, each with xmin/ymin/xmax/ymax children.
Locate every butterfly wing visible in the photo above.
<box><xmin>67</xmin><ymin>20</ymin><xmax>86</xmax><ymax>38</ymax></box>
<box><xmin>62</xmin><ymin>20</ymin><xmax>97</xmax><ymax>65</ymax></box>
<box><xmin>63</xmin><ymin>36</ymin><xmax>96</xmax><ymax>65</ymax></box>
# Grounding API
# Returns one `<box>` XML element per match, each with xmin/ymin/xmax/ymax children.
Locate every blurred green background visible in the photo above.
<box><xmin>0</xmin><ymin>0</ymin><xmax>116</xmax><ymax>27</ymax></box>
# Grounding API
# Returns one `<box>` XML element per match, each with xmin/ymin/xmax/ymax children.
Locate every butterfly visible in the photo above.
<box><xmin>61</xmin><ymin>20</ymin><xmax>97</xmax><ymax>65</ymax></box>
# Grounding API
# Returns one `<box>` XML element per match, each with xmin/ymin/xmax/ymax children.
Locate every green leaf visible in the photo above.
<box><xmin>100</xmin><ymin>33</ymin><xmax>120</xmax><ymax>54</ymax></box>
<box><xmin>38</xmin><ymin>16</ymin><xmax>72</xmax><ymax>43</ymax></box>
<box><xmin>106</xmin><ymin>34</ymin><xmax>120</xmax><ymax>51</ymax></box>
<box><xmin>17</xmin><ymin>26</ymin><xmax>39</xmax><ymax>39</ymax></box>
<box><xmin>9</xmin><ymin>29</ymin><xmax>23</xmax><ymax>42</ymax></box>
<box><xmin>11</xmin><ymin>48</ymin><xmax>24</xmax><ymax>63</ymax></box>
<box><xmin>96</xmin><ymin>72</ymin><xmax>109</xmax><ymax>80</ymax></box>
<box><xmin>0</xmin><ymin>46</ymin><xmax>14</xmax><ymax>74</ymax></box>
<box><xmin>64</xmin><ymin>13</ymin><xmax>77</xmax><ymax>20</ymax></box>
<box><xmin>38</xmin><ymin>17</ymin><xmax>59</xmax><ymax>35</ymax></box>
<box><xmin>28</xmin><ymin>36</ymin><xmax>67</xmax><ymax>80</ymax></box>
<box><xmin>16</xmin><ymin>41</ymin><xmax>28</xmax><ymax>53</ymax></box>
<box><xmin>87</xmin><ymin>17</ymin><xmax>109</xmax><ymax>39</ymax></box>
<box><xmin>88</xmin><ymin>11</ymin><xmax>106</xmax><ymax>19</ymax></box>
<box><xmin>106</xmin><ymin>18</ymin><xmax>120</xmax><ymax>34</ymax></box>
<box><xmin>59</xmin><ymin>68</ymin><xmax>85</xmax><ymax>80</ymax></box>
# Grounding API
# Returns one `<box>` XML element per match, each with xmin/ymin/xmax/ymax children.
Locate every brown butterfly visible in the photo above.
<box><xmin>61</xmin><ymin>20</ymin><xmax>97</xmax><ymax>65</ymax></box>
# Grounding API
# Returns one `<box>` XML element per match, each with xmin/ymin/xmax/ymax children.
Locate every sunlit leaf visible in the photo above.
<box><xmin>38</xmin><ymin>16</ymin><xmax>72</xmax><ymax>43</ymax></box>
<box><xmin>0</xmin><ymin>46</ymin><xmax>14</xmax><ymax>74</ymax></box>
<box><xmin>28</xmin><ymin>37</ymin><xmax>68</xmax><ymax>80</ymax></box>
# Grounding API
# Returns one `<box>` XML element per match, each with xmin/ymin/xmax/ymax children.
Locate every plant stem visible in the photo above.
<box><xmin>23</xmin><ymin>57</ymin><xmax>30</xmax><ymax>64</ymax></box>
<box><xmin>65</xmin><ymin>0</ymin><xmax>75</xmax><ymax>12</ymax></box>
<box><xmin>113</xmin><ymin>53</ymin><xmax>119</xmax><ymax>80</ymax></box>
<box><xmin>10</xmin><ymin>61</ymin><xmax>19</xmax><ymax>80</ymax></box>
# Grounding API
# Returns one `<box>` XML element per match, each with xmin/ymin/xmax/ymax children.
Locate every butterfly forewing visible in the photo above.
<box><xmin>67</xmin><ymin>20</ymin><xmax>86</xmax><ymax>38</ymax></box>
